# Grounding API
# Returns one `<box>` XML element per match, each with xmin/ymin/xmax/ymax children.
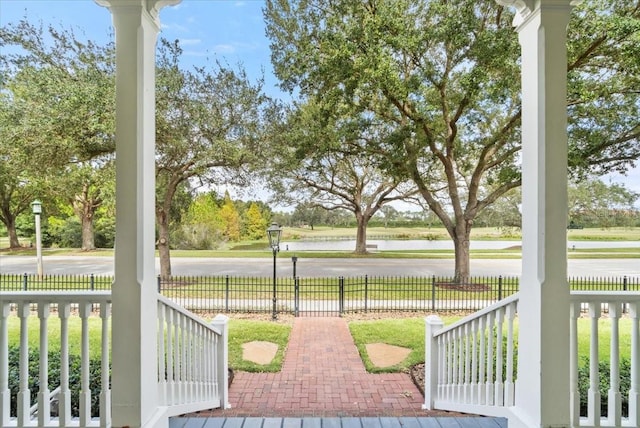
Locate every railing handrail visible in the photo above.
<box><xmin>570</xmin><ymin>290</ymin><xmax>640</xmax><ymax>301</ymax></box>
<box><xmin>0</xmin><ymin>290</ymin><xmax>111</xmax><ymax>302</ymax></box>
<box><xmin>157</xmin><ymin>293</ymin><xmax>223</xmax><ymax>335</ymax></box>
<box><xmin>434</xmin><ymin>293</ymin><xmax>520</xmax><ymax>336</ymax></box>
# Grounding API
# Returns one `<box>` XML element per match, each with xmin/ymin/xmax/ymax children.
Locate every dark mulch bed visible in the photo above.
<box><xmin>436</xmin><ymin>283</ymin><xmax>490</xmax><ymax>292</ymax></box>
<box><xmin>410</xmin><ymin>363</ymin><xmax>425</xmax><ymax>396</ymax></box>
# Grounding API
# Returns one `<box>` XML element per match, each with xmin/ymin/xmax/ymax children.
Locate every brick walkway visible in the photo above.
<box><xmin>192</xmin><ymin>317</ymin><xmax>459</xmax><ymax>418</ymax></box>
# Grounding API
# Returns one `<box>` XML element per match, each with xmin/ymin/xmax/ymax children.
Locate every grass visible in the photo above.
<box><xmin>348</xmin><ymin>317</ymin><xmax>435</xmax><ymax>373</ymax></box>
<box><xmin>6</xmin><ymin>315</ymin><xmax>107</xmax><ymax>359</ymax></box>
<box><xmin>227</xmin><ymin>318</ymin><xmax>291</xmax><ymax>372</ymax></box>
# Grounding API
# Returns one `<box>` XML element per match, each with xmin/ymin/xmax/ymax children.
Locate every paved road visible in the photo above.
<box><xmin>1</xmin><ymin>255</ymin><xmax>638</xmax><ymax>278</ymax></box>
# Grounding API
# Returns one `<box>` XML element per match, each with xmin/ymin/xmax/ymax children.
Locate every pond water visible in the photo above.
<box><xmin>279</xmin><ymin>239</ymin><xmax>639</xmax><ymax>251</ymax></box>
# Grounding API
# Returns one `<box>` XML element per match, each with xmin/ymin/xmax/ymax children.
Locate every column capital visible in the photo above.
<box><xmin>496</xmin><ymin>0</ymin><xmax>581</xmax><ymax>27</ymax></box>
<box><xmin>496</xmin><ymin>0</ymin><xmax>534</xmax><ymax>26</ymax></box>
<box><xmin>95</xmin><ymin>0</ymin><xmax>181</xmax><ymax>28</ymax></box>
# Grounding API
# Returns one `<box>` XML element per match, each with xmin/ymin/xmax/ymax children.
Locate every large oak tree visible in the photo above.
<box><xmin>155</xmin><ymin>40</ymin><xmax>280</xmax><ymax>278</ymax></box>
<box><xmin>265</xmin><ymin>0</ymin><xmax>640</xmax><ymax>282</ymax></box>
<box><xmin>272</xmin><ymin>100</ymin><xmax>417</xmax><ymax>254</ymax></box>
<box><xmin>0</xmin><ymin>21</ymin><xmax>115</xmax><ymax>249</ymax></box>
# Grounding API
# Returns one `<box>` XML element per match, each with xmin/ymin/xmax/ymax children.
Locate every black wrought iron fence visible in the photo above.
<box><xmin>2</xmin><ymin>273</ymin><xmax>637</xmax><ymax>317</ymax></box>
<box><xmin>0</xmin><ymin>273</ymin><xmax>112</xmax><ymax>291</ymax></box>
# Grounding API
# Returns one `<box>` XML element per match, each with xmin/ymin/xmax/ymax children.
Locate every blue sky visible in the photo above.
<box><xmin>1</xmin><ymin>0</ymin><xmax>638</xmax><ymax>198</ymax></box>
<box><xmin>0</xmin><ymin>0</ymin><xmax>283</xmax><ymax>97</ymax></box>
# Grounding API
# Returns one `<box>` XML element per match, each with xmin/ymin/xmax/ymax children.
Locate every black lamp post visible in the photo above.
<box><xmin>266</xmin><ymin>222</ymin><xmax>282</xmax><ymax>320</ymax></box>
<box><xmin>31</xmin><ymin>200</ymin><xmax>44</xmax><ymax>280</ymax></box>
<box><xmin>291</xmin><ymin>255</ymin><xmax>298</xmax><ymax>279</ymax></box>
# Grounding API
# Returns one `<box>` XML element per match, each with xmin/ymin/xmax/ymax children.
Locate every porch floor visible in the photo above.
<box><xmin>177</xmin><ymin>318</ymin><xmax>505</xmax><ymax>426</ymax></box>
<box><xmin>169</xmin><ymin>416</ymin><xmax>508</xmax><ymax>428</ymax></box>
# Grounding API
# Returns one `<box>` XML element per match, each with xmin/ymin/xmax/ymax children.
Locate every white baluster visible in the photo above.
<box><xmin>157</xmin><ymin>302</ymin><xmax>167</xmax><ymax>406</ymax></box>
<box><xmin>180</xmin><ymin>312</ymin><xmax>187</xmax><ymax>402</ymax></box>
<box><xmin>166</xmin><ymin>305</ymin><xmax>175</xmax><ymax>405</ymax></box>
<box><xmin>79</xmin><ymin>302</ymin><xmax>92</xmax><ymax>426</ymax></box>
<box><xmin>504</xmin><ymin>302</ymin><xmax>516</xmax><ymax>407</ymax></box>
<box><xmin>186</xmin><ymin>316</ymin><xmax>193</xmax><ymax>402</ymax></box>
<box><xmin>629</xmin><ymin>302</ymin><xmax>639</xmax><ymax>427</ymax></box>
<box><xmin>446</xmin><ymin>330</ymin><xmax>454</xmax><ymax>401</ymax></box>
<box><xmin>470</xmin><ymin>319</ymin><xmax>478</xmax><ymax>404</ymax></box>
<box><xmin>453</xmin><ymin>328</ymin><xmax>460</xmax><ymax>402</ymax></box>
<box><xmin>193</xmin><ymin>323</ymin><xmax>201</xmax><ymax>402</ymax></box>
<box><xmin>174</xmin><ymin>311</ymin><xmax>181</xmax><ymax>404</ymax></box>
<box><xmin>0</xmin><ymin>302</ymin><xmax>10</xmax><ymax>426</ymax></box>
<box><xmin>486</xmin><ymin>312</ymin><xmax>495</xmax><ymax>406</ymax></box>
<box><xmin>607</xmin><ymin>302</ymin><xmax>622</xmax><ymax>426</ymax></box>
<box><xmin>477</xmin><ymin>315</ymin><xmax>486</xmax><ymax>405</ymax></box>
<box><xmin>17</xmin><ymin>302</ymin><xmax>30</xmax><ymax>427</ymax></box>
<box><xmin>198</xmin><ymin>324</ymin><xmax>205</xmax><ymax>401</ymax></box>
<box><xmin>100</xmin><ymin>302</ymin><xmax>111</xmax><ymax>428</ymax></box>
<box><xmin>463</xmin><ymin>323</ymin><xmax>471</xmax><ymax>403</ymax></box>
<box><xmin>495</xmin><ymin>308</ymin><xmax>504</xmax><ymax>406</ymax></box>
<box><xmin>587</xmin><ymin>302</ymin><xmax>601</xmax><ymax>426</ymax></box>
<box><xmin>569</xmin><ymin>301</ymin><xmax>581</xmax><ymax>428</ymax></box>
<box><xmin>437</xmin><ymin>334</ymin><xmax>445</xmax><ymax>401</ymax></box>
<box><xmin>37</xmin><ymin>303</ymin><xmax>51</xmax><ymax>426</ymax></box>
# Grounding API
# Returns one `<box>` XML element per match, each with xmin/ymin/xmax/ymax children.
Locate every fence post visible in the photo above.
<box><xmin>364</xmin><ymin>275</ymin><xmax>368</xmax><ymax>313</ymax></box>
<box><xmin>339</xmin><ymin>276</ymin><xmax>344</xmax><ymax>315</ymax></box>
<box><xmin>498</xmin><ymin>275</ymin><xmax>503</xmax><ymax>301</ymax></box>
<box><xmin>90</xmin><ymin>274</ymin><xmax>95</xmax><ymax>291</ymax></box>
<box><xmin>431</xmin><ymin>275</ymin><xmax>436</xmax><ymax>312</ymax></box>
<box><xmin>294</xmin><ymin>277</ymin><xmax>299</xmax><ymax>317</ymax></box>
<box><xmin>225</xmin><ymin>275</ymin><xmax>230</xmax><ymax>312</ymax></box>
<box><xmin>623</xmin><ymin>275</ymin><xmax>628</xmax><ymax>314</ymax></box>
<box><xmin>23</xmin><ymin>273</ymin><xmax>28</xmax><ymax>291</ymax></box>
<box><xmin>423</xmin><ymin>315</ymin><xmax>444</xmax><ymax>410</ymax></box>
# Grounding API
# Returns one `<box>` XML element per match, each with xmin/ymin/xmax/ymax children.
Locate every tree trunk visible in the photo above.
<box><xmin>157</xmin><ymin>207</ymin><xmax>172</xmax><ymax>280</ymax></box>
<box><xmin>73</xmin><ymin>183</ymin><xmax>100</xmax><ymax>251</ymax></box>
<box><xmin>354</xmin><ymin>214</ymin><xmax>368</xmax><ymax>254</ymax></box>
<box><xmin>81</xmin><ymin>213</ymin><xmax>95</xmax><ymax>251</ymax></box>
<box><xmin>7</xmin><ymin>217</ymin><xmax>20</xmax><ymax>248</ymax></box>
<box><xmin>452</xmin><ymin>222</ymin><xmax>472</xmax><ymax>284</ymax></box>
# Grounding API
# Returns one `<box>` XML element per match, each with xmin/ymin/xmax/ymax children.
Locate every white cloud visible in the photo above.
<box><xmin>213</xmin><ymin>44</ymin><xmax>236</xmax><ymax>54</ymax></box>
<box><xmin>179</xmin><ymin>38</ymin><xmax>201</xmax><ymax>46</ymax></box>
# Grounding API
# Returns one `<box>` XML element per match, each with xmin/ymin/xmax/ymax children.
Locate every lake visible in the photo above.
<box><xmin>279</xmin><ymin>239</ymin><xmax>639</xmax><ymax>251</ymax></box>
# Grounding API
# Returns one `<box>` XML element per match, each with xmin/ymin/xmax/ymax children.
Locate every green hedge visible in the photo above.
<box><xmin>7</xmin><ymin>346</ymin><xmax>107</xmax><ymax>418</ymax></box>
<box><xmin>578</xmin><ymin>357</ymin><xmax>631</xmax><ymax>417</ymax></box>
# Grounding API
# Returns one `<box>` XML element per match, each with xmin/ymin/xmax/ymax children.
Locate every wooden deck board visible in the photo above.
<box><xmin>170</xmin><ymin>417</ymin><xmax>508</xmax><ymax>428</ymax></box>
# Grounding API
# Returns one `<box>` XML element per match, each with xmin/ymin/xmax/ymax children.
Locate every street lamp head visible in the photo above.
<box><xmin>31</xmin><ymin>199</ymin><xmax>42</xmax><ymax>215</ymax></box>
<box><xmin>266</xmin><ymin>222</ymin><xmax>282</xmax><ymax>251</ymax></box>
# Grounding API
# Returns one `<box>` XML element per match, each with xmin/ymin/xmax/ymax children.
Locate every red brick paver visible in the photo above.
<box><xmin>195</xmin><ymin>317</ymin><xmax>456</xmax><ymax>417</ymax></box>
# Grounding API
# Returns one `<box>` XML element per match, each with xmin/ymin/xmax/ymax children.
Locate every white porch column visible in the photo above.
<box><xmin>95</xmin><ymin>1</ymin><xmax>179</xmax><ymax>427</ymax></box>
<box><xmin>496</xmin><ymin>0</ymin><xmax>577</xmax><ymax>427</ymax></box>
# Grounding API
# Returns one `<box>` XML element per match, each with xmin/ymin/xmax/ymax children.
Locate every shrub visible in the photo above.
<box><xmin>577</xmin><ymin>357</ymin><xmax>631</xmax><ymax>417</ymax></box>
<box><xmin>7</xmin><ymin>346</ymin><xmax>108</xmax><ymax>418</ymax></box>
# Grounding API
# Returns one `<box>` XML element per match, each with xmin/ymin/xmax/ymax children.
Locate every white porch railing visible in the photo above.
<box><xmin>0</xmin><ymin>292</ymin><xmax>229</xmax><ymax>428</ymax></box>
<box><xmin>424</xmin><ymin>291</ymin><xmax>640</xmax><ymax>428</ymax></box>
<box><xmin>156</xmin><ymin>295</ymin><xmax>229</xmax><ymax>418</ymax></box>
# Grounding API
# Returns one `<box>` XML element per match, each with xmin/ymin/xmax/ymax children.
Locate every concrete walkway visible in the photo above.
<box><xmin>189</xmin><ymin>317</ymin><xmax>461</xmax><ymax>418</ymax></box>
